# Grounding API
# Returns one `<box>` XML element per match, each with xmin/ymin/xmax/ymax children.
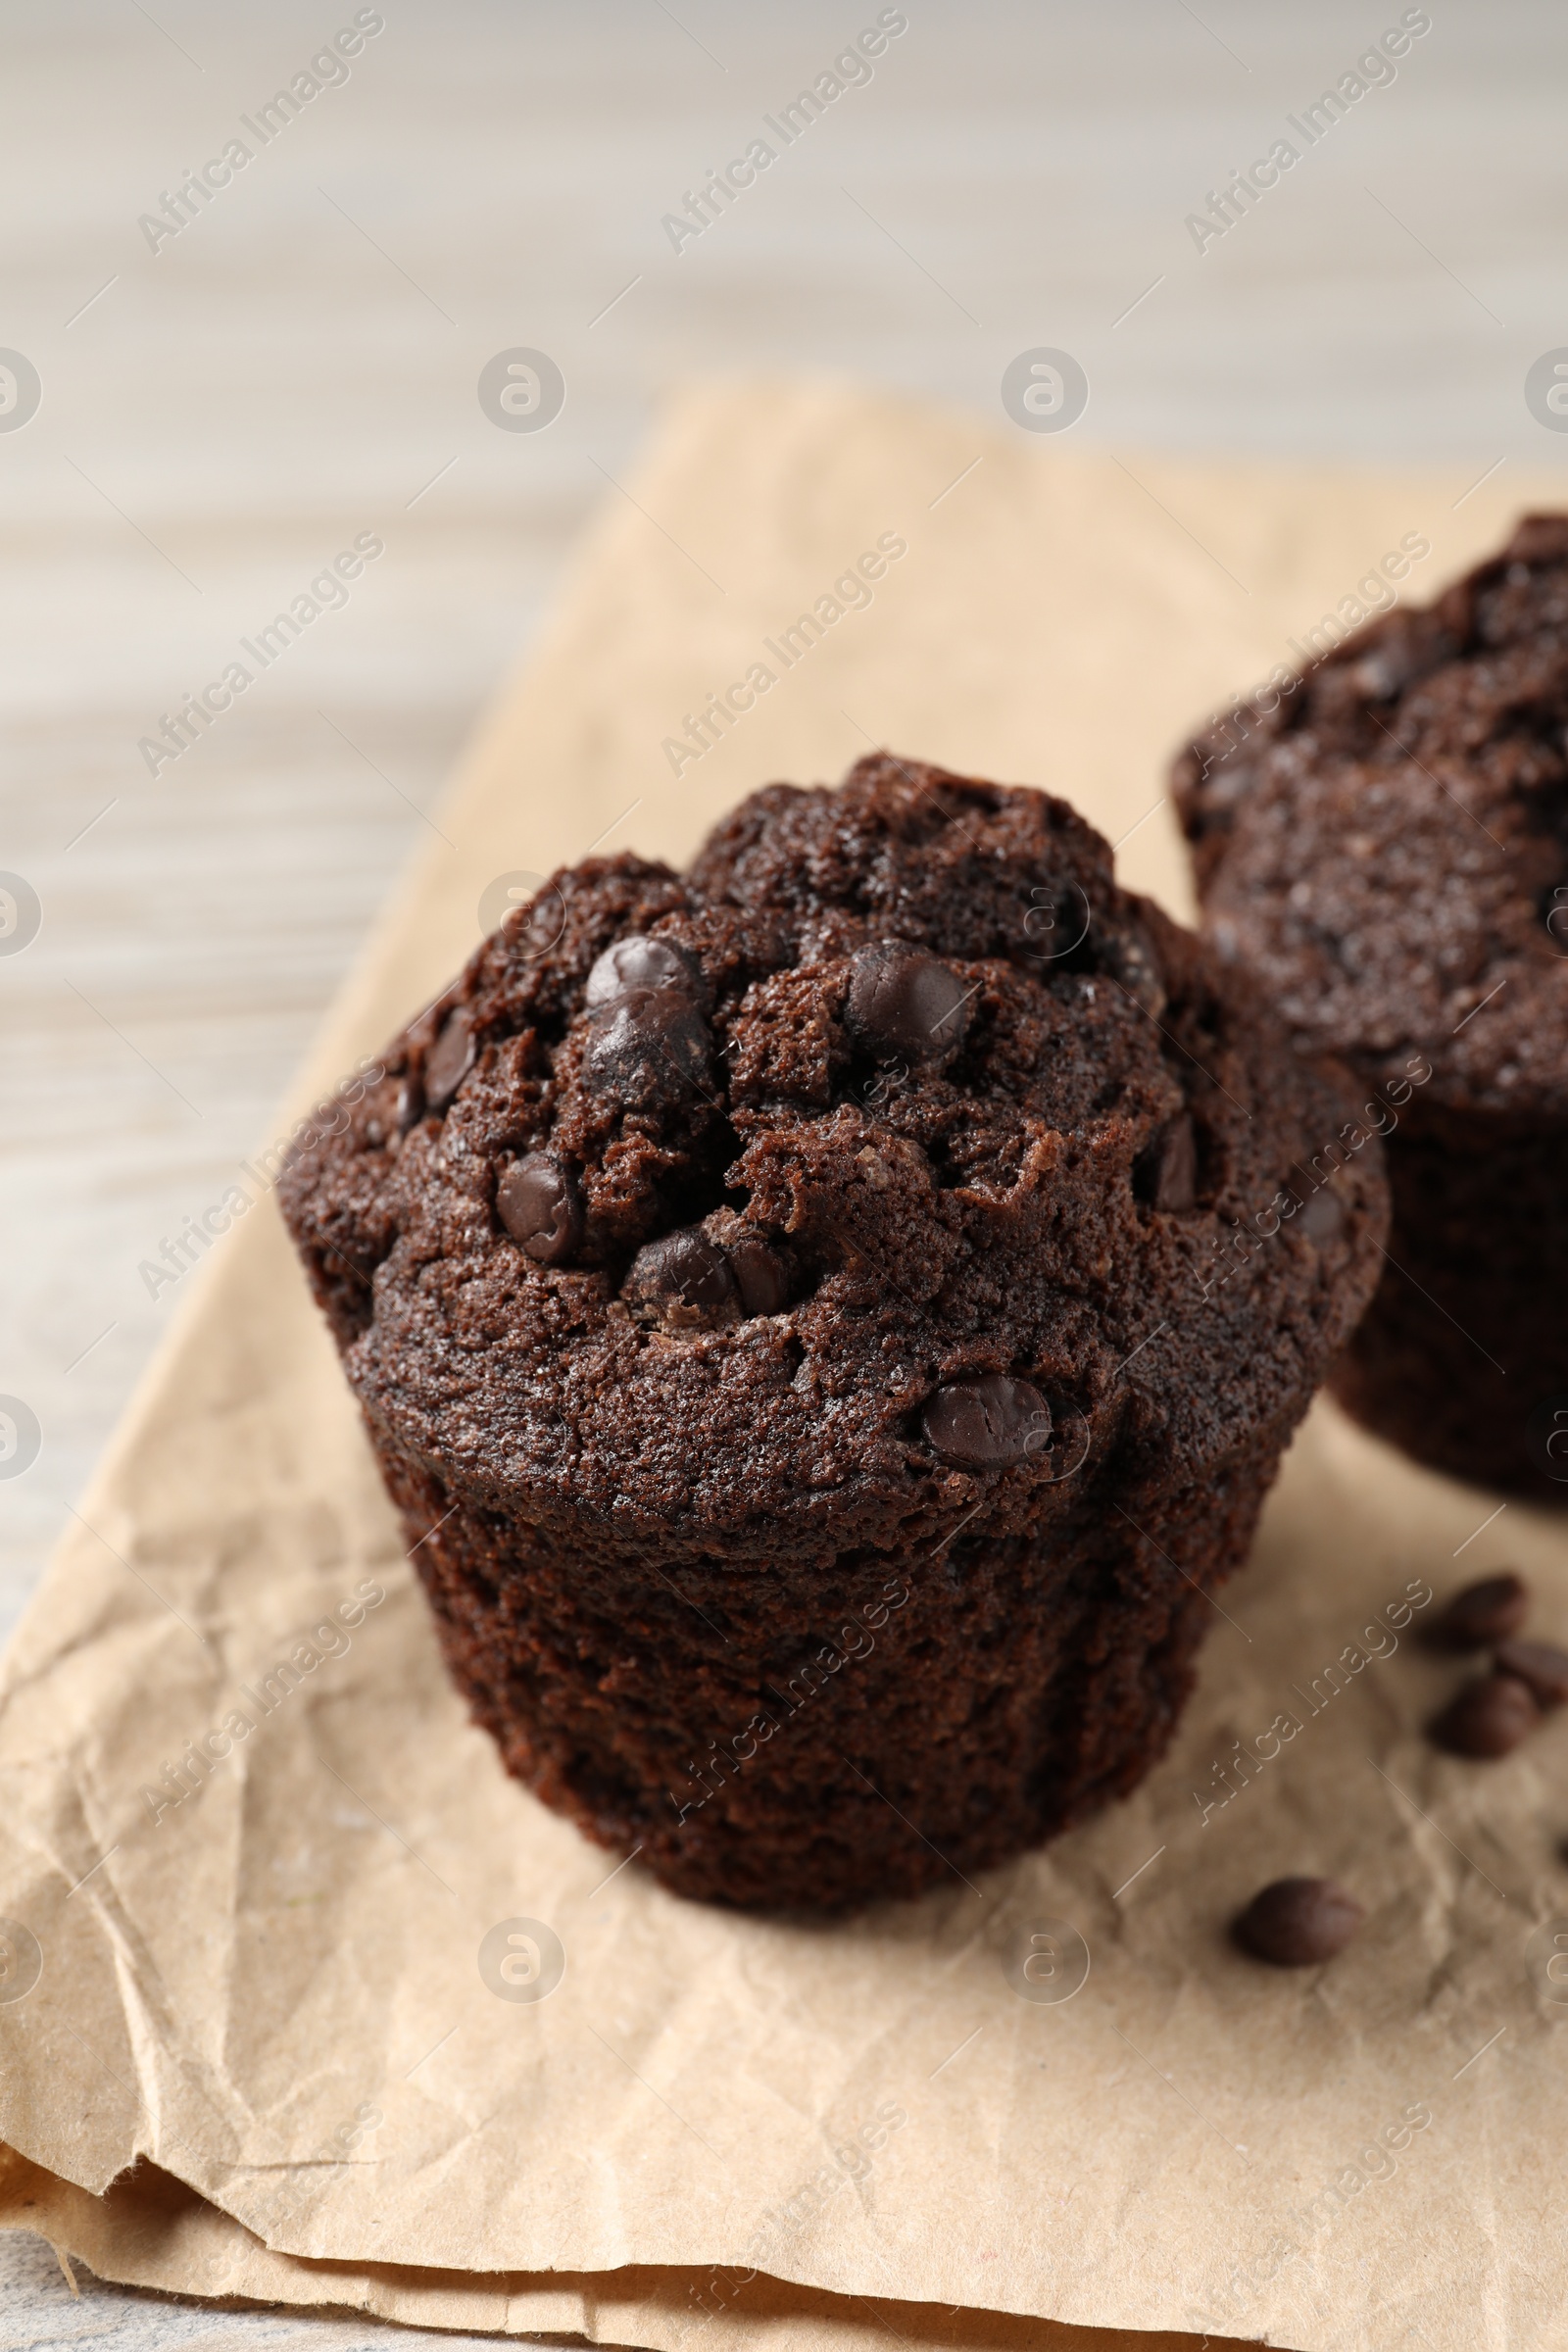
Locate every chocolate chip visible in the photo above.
<box><xmin>1494</xmin><ymin>1638</ymin><xmax>1568</xmax><ymax>1711</ymax></box>
<box><xmin>1232</xmin><ymin>1877</ymin><xmax>1363</xmax><ymax>1967</ymax></box>
<box><xmin>923</xmin><ymin>1374</ymin><xmax>1051</xmax><ymax>1468</ymax></box>
<box><xmin>1101</xmin><ymin>927</ymin><xmax>1166</xmax><ymax>1018</ymax></box>
<box><xmin>585</xmin><ymin>934</ymin><xmax>697</xmax><ymax>1008</ymax></box>
<box><xmin>1425</xmin><ymin>1571</ymin><xmax>1530</xmax><ymax>1651</ymax></box>
<box><xmin>847</xmin><ymin>943</ymin><xmax>971</xmax><ymax>1060</ymax></box>
<box><xmin>497</xmin><ymin>1153</ymin><xmax>582</xmax><ymax>1265</ymax></box>
<box><xmin>424</xmin><ymin>1009</ymin><xmax>474</xmax><ymax>1110</ymax></box>
<box><xmin>624</xmin><ymin>1229</ymin><xmax>739</xmax><ymax>1328</ymax></box>
<box><xmin>1298</xmin><ymin>1187</ymin><xmax>1344</xmax><ymax>1243</ymax></box>
<box><xmin>1138</xmin><ymin>1115</ymin><xmax>1197</xmax><ymax>1212</ymax></box>
<box><xmin>586</xmin><ymin>987</ymin><xmax>712</xmax><ymax>1103</ymax></box>
<box><xmin>517</xmin><ymin>885</ymin><xmax>565</xmax><ymax>958</ymax></box>
<box><xmin>1429</xmin><ymin>1671</ymin><xmax>1540</xmax><ymax>1758</ymax></box>
<box><xmin>395</xmin><ymin>1073</ymin><xmax>424</xmax><ymax>1132</ymax></box>
<box><xmin>727</xmin><ymin>1234</ymin><xmax>788</xmax><ymax>1316</ymax></box>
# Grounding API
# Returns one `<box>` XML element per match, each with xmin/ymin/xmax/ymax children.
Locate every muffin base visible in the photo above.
<box><xmin>371</xmin><ymin>1416</ymin><xmax>1292</xmax><ymax>1913</ymax></box>
<box><xmin>1330</xmin><ymin>1112</ymin><xmax>1568</xmax><ymax>1499</ymax></box>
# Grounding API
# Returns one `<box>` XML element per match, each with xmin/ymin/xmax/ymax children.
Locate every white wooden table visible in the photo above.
<box><xmin>2</xmin><ymin>0</ymin><xmax>1562</xmax><ymax>2338</ymax></box>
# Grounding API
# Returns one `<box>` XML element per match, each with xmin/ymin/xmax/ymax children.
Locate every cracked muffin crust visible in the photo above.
<box><xmin>282</xmin><ymin>753</ymin><xmax>1386</xmax><ymax>1908</ymax></box>
<box><xmin>1175</xmin><ymin>514</ymin><xmax>1568</xmax><ymax>1494</ymax></box>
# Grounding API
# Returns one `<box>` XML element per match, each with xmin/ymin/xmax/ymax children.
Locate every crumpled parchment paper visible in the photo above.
<box><xmin>3</xmin><ymin>378</ymin><xmax>1566</xmax><ymax>2352</ymax></box>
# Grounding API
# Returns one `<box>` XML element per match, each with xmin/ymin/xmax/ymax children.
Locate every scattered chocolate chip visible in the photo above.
<box><xmin>624</xmin><ymin>1228</ymin><xmax>739</xmax><ymax>1328</ymax></box>
<box><xmin>847</xmin><ymin>942</ymin><xmax>971</xmax><ymax>1060</ymax></box>
<box><xmin>1425</xmin><ymin>1571</ymin><xmax>1530</xmax><ymax>1651</ymax></box>
<box><xmin>1138</xmin><ymin>1115</ymin><xmax>1197</xmax><ymax>1212</ymax></box>
<box><xmin>1429</xmin><ymin>1670</ymin><xmax>1540</xmax><ymax>1758</ymax></box>
<box><xmin>1494</xmin><ymin>1638</ymin><xmax>1568</xmax><ymax>1711</ymax></box>
<box><xmin>1298</xmin><ymin>1187</ymin><xmax>1344</xmax><ymax>1243</ymax></box>
<box><xmin>586</xmin><ymin>986</ymin><xmax>712</xmax><ymax>1103</ymax></box>
<box><xmin>727</xmin><ymin>1234</ymin><xmax>788</xmax><ymax>1317</ymax></box>
<box><xmin>1232</xmin><ymin>1877</ymin><xmax>1363</xmax><ymax>1967</ymax></box>
<box><xmin>584</xmin><ymin>934</ymin><xmax>697</xmax><ymax>1007</ymax></box>
<box><xmin>497</xmin><ymin>1153</ymin><xmax>582</xmax><ymax>1265</ymax></box>
<box><xmin>424</xmin><ymin>1009</ymin><xmax>474</xmax><ymax>1110</ymax></box>
<box><xmin>395</xmin><ymin>1073</ymin><xmax>424</xmax><ymax>1132</ymax></box>
<box><xmin>923</xmin><ymin>1374</ymin><xmax>1051</xmax><ymax>1469</ymax></box>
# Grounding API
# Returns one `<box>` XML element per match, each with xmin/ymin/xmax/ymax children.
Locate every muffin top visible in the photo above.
<box><xmin>280</xmin><ymin>755</ymin><xmax>1385</xmax><ymax>1558</ymax></box>
<box><xmin>1174</xmin><ymin>514</ymin><xmax>1568</xmax><ymax>1121</ymax></box>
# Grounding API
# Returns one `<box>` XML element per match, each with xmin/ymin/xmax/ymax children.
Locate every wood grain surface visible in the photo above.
<box><xmin>2</xmin><ymin>1</ymin><xmax>1564</xmax><ymax>2340</ymax></box>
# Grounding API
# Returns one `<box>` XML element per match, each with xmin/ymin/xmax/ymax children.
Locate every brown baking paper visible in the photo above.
<box><xmin>4</xmin><ymin>380</ymin><xmax>1568</xmax><ymax>2352</ymax></box>
<box><xmin>0</xmin><ymin>2148</ymin><xmax>1221</xmax><ymax>2352</ymax></box>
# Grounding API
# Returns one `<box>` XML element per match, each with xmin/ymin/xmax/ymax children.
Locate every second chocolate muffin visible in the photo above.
<box><xmin>281</xmin><ymin>754</ymin><xmax>1385</xmax><ymax>1911</ymax></box>
<box><xmin>1175</xmin><ymin>514</ymin><xmax>1568</xmax><ymax>1497</ymax></box>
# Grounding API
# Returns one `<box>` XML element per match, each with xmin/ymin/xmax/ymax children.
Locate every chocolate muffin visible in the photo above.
<box><xmin>280</xmin><ymin>754</ymin><xmax>1386</xmax><ymax>1911</ymax></box>
<box><xmin>1174</xmin><ymin>514</ymin><xmax>1568</xmax><ymax>1497</ymax></box>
